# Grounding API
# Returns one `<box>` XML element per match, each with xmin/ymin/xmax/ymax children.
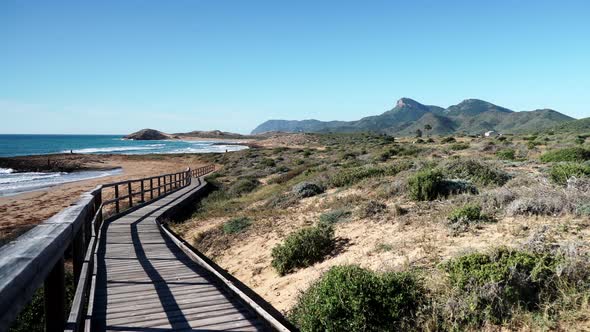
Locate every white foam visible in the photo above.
<box><xmin>65</xmin><ymin>146</ymin><xmax>155</xmax><ymax>154</ymax></box>
<box><xmin>0</xmin><ymin>168</ymin><xmax>14</xmax><ymax>174</ymax></box>
<box><xmin>0</xmin><ymin>168</ymin><xmax>122</xmax><ymax>197</ymax></box>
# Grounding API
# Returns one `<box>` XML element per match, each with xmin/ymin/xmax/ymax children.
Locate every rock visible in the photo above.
<box><xmin>125</xmin><ymin>129</ymin><xmax>169</xmax><ymax>140</ymax></box>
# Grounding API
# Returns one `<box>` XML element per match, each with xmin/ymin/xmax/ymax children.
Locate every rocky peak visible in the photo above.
<box><xmin>396</xmin><ymin>97</ymin><xmax>423</xmax><ymax>109</ymax></box>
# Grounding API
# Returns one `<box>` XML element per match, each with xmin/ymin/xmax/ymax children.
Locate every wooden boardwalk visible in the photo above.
<box><xmin>90</xmin><ymin>180</ymin><xmax>267</xmax><ymax>332</ymax></box>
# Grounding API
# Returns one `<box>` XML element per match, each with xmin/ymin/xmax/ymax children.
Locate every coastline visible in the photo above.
<box><xmin>0</xmin><ymin>154</ymin><xmax>207</xmax><ymax>246</ymax></box>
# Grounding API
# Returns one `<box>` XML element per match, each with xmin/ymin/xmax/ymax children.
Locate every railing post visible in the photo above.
<box><xmin>128</xmin><ymin>182</ymin><xmax>133</xmax><ymax>208</ymax></box>
<box><xmin>150</xmin><ymin>178</ymin><xmax>154</xmax><ymax>200</ymax></box>
<box><xmin>72</xmin><ymin>227</ymin><xmax>84</xmax><ymax>283</ymax></box>
<box><xmin>45</xmin><ymin>257</ymin><xmax>65</xmax><ymax>332</ymax></box>
<box><xmin>95</xmin><ymin>190</ymin><xmax>103</xmax><ymax>234</ymax></box>
<box><xmin>141</xmin><ymin>180</ymin><xmax>145</xmax><ymax>203</ymax></box>
<box><xmin>158</xmin><ymin>177</ymin><xmax>161</xmax><ymax>196</ymax></box>
<box><xmin>114</xmin><ymin>185</ymin><xmax>120</xmax><ymax>214</ymax></box>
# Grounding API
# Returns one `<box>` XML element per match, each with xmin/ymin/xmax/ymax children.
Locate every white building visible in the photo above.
<box><xmin>484</xmin><ymin>130</ymin><xmax>499</xmax><ymax>137</ymax></box>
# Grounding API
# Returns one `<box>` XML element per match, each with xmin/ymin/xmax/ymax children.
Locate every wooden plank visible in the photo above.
<box><xmin>85</xmin><ymin>174</ymin><xmax>284</xmax><ymax>332</ymax></box>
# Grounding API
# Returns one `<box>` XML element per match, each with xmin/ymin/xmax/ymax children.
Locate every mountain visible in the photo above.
<box><xmin>550</xmin><ymin>117</ymin><xmax>590</xmax><ymax>134</ymax></box>
<box><xmin>251</xmin><ymin>98</ymin><xmax>575</xmax><ymax>135</ymax></box>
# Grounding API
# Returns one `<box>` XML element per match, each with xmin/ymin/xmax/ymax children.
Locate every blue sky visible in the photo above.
<box><xmin>1</xmin><ymin>0</ymin><xmax>589</xmax><ymax>134</ymax></box>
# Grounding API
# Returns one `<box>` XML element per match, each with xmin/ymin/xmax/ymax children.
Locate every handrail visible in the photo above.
<box><xmin>0</xmin><ymin>164</ymin><xmax>216</xmax><ymax>332</ymax></box>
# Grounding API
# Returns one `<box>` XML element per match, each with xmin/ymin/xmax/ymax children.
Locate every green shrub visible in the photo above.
<box><xmin>329</xmin><ymin>162</ymin><xmax>412</xmax><ymax>187</ymax></box>
<box><xmin>271</xmin><ymin>224</ymin><xmax>334</xmax><ymax>275</ymax></box>
<box><xmin>319</xmin><ymin>209</ymin><xmax>351</xmax><ymax>225</ymax></box>
<box><xmin>292</xmin><ymin>182</ymin><xmax>324</xmax><ymax>198</ymax></box>
<box><xmin>496</xmin><ymin>148</ymin><xmax>516</xmax><ymax>160</ymax></box>
<box><xmin>549</xmin><ymin>162</ymin><xmax>590</xmax><ymax>184</ymax></box>
<box><xmin>448</xmin><ymin>204</ymin><xmax>487</xmax><ymax>223</ymax></box>
<box><xmin>223</xmin><ymin>217</ymin><xmax>252</xmax><ymax>234</ymax></box>
<box><xmin>268</xmin><ymin>166</ymin><xmax>307</xmax><ymax>184</ymax></box>
<box><xmin>442</xmin><ymin>247</ymin><xmax>562</xmax><ymax>326</ymax></box>
<box><xmin>540</xmin><ymin>147</ymin><xmax>590</xmax><ymax>162</ymax></box>
<box><xmin>576</xmin><ymin>204</ymin><xmax>590</xmax><ymax>216</ymax></box>
<box><xmin>450</xmin><ymin>143</ymin><xmax>469</xmax><ymax>151</ymax></box>
<box><xmin>228</xmin><ymin>178</ymin><xmax>260</xmax><ymax>197</ymax></box>
<box><xmin>447</xmin><ymin>204</ymin><xmax>492</xmax><ymax>234</ymax></box>
<box><xmin>408</xmin><ymin>169</ymin><xmax>445</xmax><ymax>201</ymax></box>
<box><xmin>443</xmin><ymin>159</ymin><xmax>510</xmax><ymax>186</ymax></box>
<box><xmin>527</xmin><ymin>141</ymin><xmax>541</xmax><ymax>149</ymax></box>
<box><xmin>261</xmin><ymin>158</ymin><xmax>276</xmax><ymax>167</ymax></box>
<box><xmin>390</xmin><ymin>145</ymin><xmax>423</xmax><ymax>157</ymax></box>
<box><xmin>289</xmin><ymin>265</ymin><xmax>423</xmax><ymax>331</ymax></box>
<box><xmin>441</xmin><ymin>136</ymin><xmax>457</xmax><ymax>143</ymax></box>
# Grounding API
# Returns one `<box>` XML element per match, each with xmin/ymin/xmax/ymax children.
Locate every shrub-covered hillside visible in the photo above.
<box><xmin>172</xmin><ymin>132</ymin><xmax>590</xmax><ymax>331</ymax></box>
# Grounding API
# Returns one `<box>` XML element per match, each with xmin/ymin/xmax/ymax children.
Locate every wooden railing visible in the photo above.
<box><xmin>0</xmin><ymin>164</ymin><xmax>215</xmax><ymax>332</ymax></box>
<box><xmin>191</xmin><ymin>164</ymin><xmax>215</xmax><ymax>178</ymax></box>
<box><xmin>102</xmin><ymin>168</ymin><xmax>192</xmax><ymax>216</ymax></box>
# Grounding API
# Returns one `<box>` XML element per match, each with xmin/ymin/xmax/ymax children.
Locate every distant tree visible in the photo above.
<box><xmin>415</xmin><ymin>129</ymin><xmax>423</xmax><ymax>138</ymax></box>
<box><xmin>424</xmin><ymin>124</ymin><xmax>432</xmax><ymax>137</ymax></box>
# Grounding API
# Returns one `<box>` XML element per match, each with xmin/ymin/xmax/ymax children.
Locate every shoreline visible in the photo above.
<box><xmin>0</xmin><ymin>154</ymin><xmax>207</xmax><ymax>246</ymax></box>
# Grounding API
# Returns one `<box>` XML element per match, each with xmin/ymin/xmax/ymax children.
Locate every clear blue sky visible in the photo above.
<box><xmin>1</xmin><ymin>0</ymin><xmax>589</xmax><ymax>134</ymax></box>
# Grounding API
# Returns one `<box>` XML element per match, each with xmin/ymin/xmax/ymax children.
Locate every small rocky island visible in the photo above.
<box><xmin>124</xmin><ymin>129</ymin><xmax>170</xmax><ymax>140</ymax></box>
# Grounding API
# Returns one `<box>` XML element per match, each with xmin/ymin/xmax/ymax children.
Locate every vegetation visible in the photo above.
<box><xmin>440</xmin><ymin>247</ymin><xmax>584</xmax><ymax>328</ymax></box>
<box><xmin>271</xmin><ymin>223</ymin><xmax>334</xmax><ymax>275</ymax></box>
<box><xmin>292</xmin><ymin>182</ymin><xmax>324</xmax><ymax>198</ymax></box>
<box><xmin>223</xmin><ymin>216</ymin><xmax>252</xmax><ymax>234</ymax></box>
<box><xmin>496</xmin><ymin>148</ymin><xmax>516</xmax><ymax>160</ymax></box>
<box><xmin>443</xmin><ymin>159</ymin><xmax>510</xmax><ymax>186</ymax></box>
<box><xmin>540</xmin><ymin>147</ymin><xmax>590</xmax><ymax>162</ymax></box>
<box><xmin>169</xmin><ymin>130</ymin><xmax>590</xmax><ymax>331</ymax></box>
<box><xmin>290</xmin><ymin>265</ymin><xmax>423</xmax><ymax>331</ymax></box>
<box><xmin>549</xmin><ymin>162</ymin><xmax>590</xmax><ymax>184</ymax></box>
<box><xmin>408</xmin><ymin>168</ymin><xmax>445</xmax><ymax>201</ymax></box>
<box><xmin>319</xmin><ymin>209</ymin><xmax>351</xmax><ymax>225</ymax></box>
<box><xmin>9</xmin><ymin>271</ymin><xmax>75</xmax><ymax>332</ymax></box>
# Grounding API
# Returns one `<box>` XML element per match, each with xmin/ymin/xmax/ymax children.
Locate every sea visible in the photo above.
<box><xmin>0</xmin><ymin>134</ymin><xmax>248</xmax><ymax>196</ymax></box>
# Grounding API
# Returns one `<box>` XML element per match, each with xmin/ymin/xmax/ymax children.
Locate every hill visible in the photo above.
<box><xmin>124</xmin><ymin>129</ymin><xmax>170</xmax><ymax>140</ymax></box>
<box><xmin>550</xmin><ymin>117</ymin><xmax>590</xmax><ymax>133</ymax></box>
<box><xmin>251</xmin><ymin>98</ymin><xmax>574</xmax><ymax>136</ymax></box>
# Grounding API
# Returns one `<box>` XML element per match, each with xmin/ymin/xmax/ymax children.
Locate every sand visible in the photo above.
<box><xmin>0</xmin><ymin>154</ymin><xmax>206</xmax><ymax>245</ymax></box>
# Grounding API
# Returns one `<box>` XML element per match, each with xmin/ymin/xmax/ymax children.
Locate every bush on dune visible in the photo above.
<box><xmin>408</xmin><ymin>168</ymin><xmax>445</xmax><ymax>201</ymax></box>
<box><xmin>440</xmin><ymin>247</ymin><xmax>589</xmax><ymax>329</ymax></box>
<box><xmin>549</xmin><ymin>162</ymin><xmax>590</xmax><ymax>184</ymax></box>
<box><xmin>289</xmin><ymin>265</ymin><xmax>423</xmax><ymax>332</ymax></box>
<box><xmin>227</xmin><ymin>177</ymin><xmax>260</xmax><ymax>197</ymax></box>
<box><xmin>222</xmin><ymin>217</ymin><xmax>252</xmax><ymax>234</ymax></box>
<box><xmin>271</xmin><ymin>223</ymin><xmax>334</xmax><ymax>276</ymax></box>
<box><xmin>442</xmin><ymin>159</ymin><xmax>510</xmax><ymax>186</ymax></box>
<box><xmin>540</xmin><ymin>147</ymin><xmax>590</xmax><ymax>163</ymax></box>
<box><xmin>292</xmin><ymin>182</ymin><xmax>324</xmax><ymax>198</ymax></box>
<box><xmin>319</xmin><ymin>209</ymin><xmax>351</xmax><ymax>225</ymax></box>
<box><xmin>328</xmin><ymin>162</ymin><xmax>412</xmax><ymax>188</ymax></box>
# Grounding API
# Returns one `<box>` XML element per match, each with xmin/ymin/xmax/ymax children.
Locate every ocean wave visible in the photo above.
<box><xmin>65</xmin><ymin>146</ymin><xmax>156</xmax><ymax>154</ymax></box>
<box><xmin>0</xmin><ymin>172</ymin><xmax>65</xmax><ymax>184</ymax></box>
<box><xmin>0</xmin><ymin>168</ymin><xmax>14</xmax><ymax>174</ymax></box>
<box><xmin>0</xmin><ymin>168</ymin><xmax>122</xmax><ymax>197</ymax></box>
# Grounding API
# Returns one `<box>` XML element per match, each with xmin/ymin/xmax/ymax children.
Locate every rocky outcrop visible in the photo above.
<box><xmin>125</xmin><ymin>129</ymin><xmax>170</xmax><ymax>140</ymax></box>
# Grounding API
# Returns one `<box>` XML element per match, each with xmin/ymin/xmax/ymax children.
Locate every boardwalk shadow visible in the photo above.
<box><xmin>92</xmin><ymin>184</ymin><xmax>264</xmax><ymax>331</ymax></box>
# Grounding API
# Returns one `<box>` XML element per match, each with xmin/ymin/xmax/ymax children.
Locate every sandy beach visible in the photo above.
<box><xmin>0</xmin><ymin>154</ymin><xmax>206</xmax><ymax>245</ymax></box>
